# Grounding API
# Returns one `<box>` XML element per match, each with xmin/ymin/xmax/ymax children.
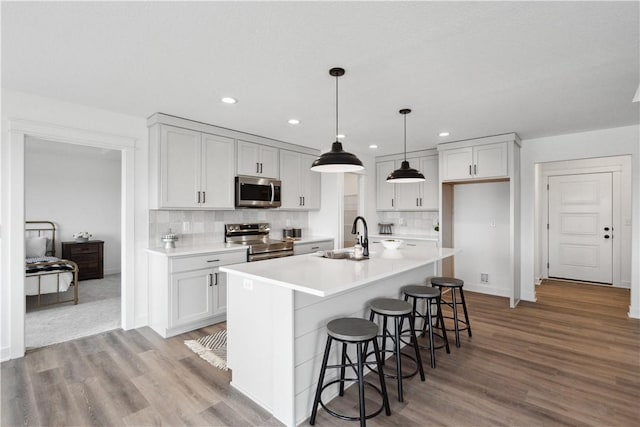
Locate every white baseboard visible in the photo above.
<box><xmin>104</xmin><ymin>268</ymin><xmax>121</xmax><ymax>276</ymax></box>
<box><xmin>1</xmin><ymin>345</ymin><xmax>12</xmax><ymax>362</ymax></box>
<box><xmin>134</xmin><ymin>314</ymin><xmax>148</xmax><ymax>329</ymax></box>
<box><xmin>462</xmin><ymin>283</ymin><xmax>510</xmax><ymax>298</ymax></box>
<box><xmin>628</xmin><ymin>305</ymin><xmax>640</xmax><ymax>319</ymax></box>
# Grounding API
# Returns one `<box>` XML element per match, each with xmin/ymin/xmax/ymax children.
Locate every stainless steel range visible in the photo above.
<box><xmin>225</xmin><ymin>223</ymin><xmax>294</xmax><ymax>262</ymax></box>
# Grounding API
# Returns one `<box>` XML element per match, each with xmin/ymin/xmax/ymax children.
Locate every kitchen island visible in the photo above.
<box><xmin>220</xmin><ymin>243</ymin><xmax>457</xmax><ymax>426</ymax></box>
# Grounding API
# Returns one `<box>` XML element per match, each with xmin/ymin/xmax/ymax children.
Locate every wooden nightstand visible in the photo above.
<box><xmin>61</xmin><ymin>240</ymin><xmax>104</xmax><ymax>281</ymax></box>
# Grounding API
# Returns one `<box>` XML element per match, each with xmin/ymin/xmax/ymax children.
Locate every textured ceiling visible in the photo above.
<box><xmin>2</xmin><ymin>1</ymin><xmax>639</xmax><ymax>155</ymax></box>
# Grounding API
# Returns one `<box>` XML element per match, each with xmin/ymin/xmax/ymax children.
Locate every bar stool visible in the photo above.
<box><xmin>431</xmin><ymin>277</ymin><xmax>472</xmax><ymax>347</ymax></box>
<box><xmin>402</xmin><ymin>285</ymin><xmax>450</xmax><ymax>368</ymax></box>
<box><xmin>310</xmin><ymin>317</ymin><xmax>391</xmax><ymax>427</ymax></box>
<box><xmin>368</xmin><ymin>298</ymin><xmax>425</xmax><ymax>402</ymax></box>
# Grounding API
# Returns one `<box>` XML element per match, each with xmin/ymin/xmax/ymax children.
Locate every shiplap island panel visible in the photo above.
<box><xmin>221</xmin><ymin>243</ymin><xmax>457</xmax><ymax>426</ymax></box>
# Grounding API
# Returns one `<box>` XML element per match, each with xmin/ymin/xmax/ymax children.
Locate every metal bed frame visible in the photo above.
<box><xmin>25</xmin><ymin>221</ymin><xmax>79</xmax><ymax>307</ymax></box>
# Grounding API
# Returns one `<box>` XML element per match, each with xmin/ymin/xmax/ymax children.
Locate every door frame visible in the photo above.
<box><xmin>540</xmin><ymin>164</ymin><xmax>625</xmax><ymax>287</ymax></box>
<box><xmin>3</xmin><ymin>118</ymin><xmax>137</xmax><ymax>359</ymax></box>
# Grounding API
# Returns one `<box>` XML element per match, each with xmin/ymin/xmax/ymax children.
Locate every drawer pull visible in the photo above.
<box><xmin>407</xmin><ymin>243</ymin><xmax>417</xmax><ymax>246</ymax></box>
<box><xmin>311</xmin><ymin>246</ymin><xmax>319</xmax><ymax>250</ymax></box>
<box><xmin>207</xmin><ymin>259</ymin><xmax>221</xmax><ymax>263</ymax></box>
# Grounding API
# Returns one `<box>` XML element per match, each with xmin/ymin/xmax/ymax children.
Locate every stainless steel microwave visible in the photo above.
<box><xmin>235</xmin><ymin>176</ymin><xmax>282</xmax><ymax>208</ymax></box>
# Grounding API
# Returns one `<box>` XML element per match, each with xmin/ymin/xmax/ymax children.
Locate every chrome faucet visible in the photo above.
<box><xmin>351</xmin><ymin>216</ymin><xmax>369</xmax><ymax>257</ymax></box>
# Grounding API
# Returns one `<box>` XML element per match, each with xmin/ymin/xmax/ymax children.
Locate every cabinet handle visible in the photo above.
<box><xmin>207</xmin><ymin>259</ymin><xmax>221</xmax><ymax>263</ymax></box>
<box><xmin>469</xmin><ymin>165</ymin><xmax>472</xmax><ymax>176</ymax></box>
<box><xmin>213</xmin><ymin>272</ymin><xmax>218</xmax><ymax>286</ymax></box>
<box><xmin>202</xmin><ymin>191</ymin><xmax>206</xmax><ymax>203</ymax></box>
<box><xmin>420</xmin><ymin>197</ymin><xmax>423</xmax><ymax>206</ymax></box>
<box><xmin>391</xmin><ymin>198</ymin><xmax>394</xmax><ymax>207</ymax></box>
<box><xmin>197</xmin><ymin>191</ymin><xmax>201</xmax><ymax>203</ymax></box>
<box><xmin>256</xmin><ymin>162</ymin><xmax>260</xmax><ymax>173</ymax></box>
<box><xmin>311</xmin><ymin>246</ymin><xmax>319</xmax><ymax>250</ymax></box>
<box><xmin>407</xmin><ymin>243</ymin><xmax>417</xmax><ymax>247</ymax></box>
<box><xmin>299</xmin><ymin>196</ymin><xmax>302</xmax><ymax>206</ymax></box>
<box><xmin>207</xmin><ymin>274</ymin><xmax>212</xmax><ymax>287</ymax></box>
<box><xmin>474</xmin><ymin>164</ymin><xmax>477</xmax><ymax>175</ymax></box>
<box><xmin>260</xmin><ymin>163</ymin><xmax>263</xmax><ymax>174</ymax></box>
<box><xmin>416</xmin><ymin>198</ymin><xmax>419</xmax><ymax>206</ymax></box>
<box><xmin>302</xmin><ymin>196</ymin><xmax>305</xmax><ymax>206</ymax></box>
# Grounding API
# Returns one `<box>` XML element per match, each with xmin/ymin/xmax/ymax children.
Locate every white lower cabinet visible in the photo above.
<box><xmin>148</xmin><ymin>249</ymin><xmax>246</xmax><ymax>338</ymax></box>
<box><xmin>294</xmin><ymin>239</ymin><xmax>334</xmax><ymax>255</ymax></box>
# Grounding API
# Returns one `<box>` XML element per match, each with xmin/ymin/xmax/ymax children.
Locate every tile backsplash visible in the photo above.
<box><xmin>376</xmin><ymin>211</ymin><xmax>439</xmax><ymax>236</ymax></box>
<box><xmin>149</xmin><ymin>210</ymin><xmax>309</xmax><ymax>247</ymax></box>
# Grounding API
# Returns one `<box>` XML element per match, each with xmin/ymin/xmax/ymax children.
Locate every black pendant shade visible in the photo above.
<box><xmin>386</xmin><ymin>108</ymin><xmax>425</xmax><ymax>183</ymax></box>
<box><xmin>310</xmin><ymin>67</ymin><xmax>364</xmax><ymax>173</ymax></box>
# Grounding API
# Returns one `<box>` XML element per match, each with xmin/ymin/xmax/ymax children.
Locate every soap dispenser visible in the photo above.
<box><xmin>354</xmin><ymin>233</ymin><xmax>364</xmax><ymax>260</ymax></box>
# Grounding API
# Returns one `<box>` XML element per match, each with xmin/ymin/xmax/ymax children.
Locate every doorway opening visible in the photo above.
<box><xmin>343</xmin><ymin>173</ymin><xmax>361</xmax><ymax>248</ymax></box>
<box><xmin>536</xmin><ymin>156</ymin><xmax>632</xmax><ymax>289</ymax></box>
<box><xmin>24</xmin><ymin>138</ymin><xmax>122</xmax><ymax>349</ymax></box>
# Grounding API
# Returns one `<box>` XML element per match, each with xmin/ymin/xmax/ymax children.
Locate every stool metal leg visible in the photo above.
<box><xmin>339</xmin><ymin>342</ymin><xmax>347</xmax><ymax>396</ymax></box>
<box><xmin>393</xmin><ymin>316</ymin><xmax>404</xmax><ymax>402</ymax></box>
<box><xmin>425</xmin><ymin>301</ymin><xmax>436</xmax><ymax>368</ymax></box>
<box><xmin>436</xmin><ymin>297</ymin><xmax>450</xmax><ymax>354</ymax></box>
<box><xmin>408</xmin><ymin>313</ymin><xmax>426</xmax><ymax>380</ymax></box>
<box><xmin>372</xmin><ymin>338</ymin><xmax>391</xmax><ymax>416</ymax></box>
<box><xmin>451</xmin><ymin>287</ymin><xmax>461</xmax><ymax>347</ymax></box>
<box><xmin>459</xmin><ymin>288</ymin><xmax>472</xmax><ymax>337</ymax></box>
<box><xmin>310</xmin><ymin>335</ymin><xmax>333</xmax><ymax>425</ymax></box>
<box><xmin>356</xmin><ymin>342</ymin><xmax>366</xmax><ymax>427</ymax></box>
<box><xmin>382</xmin><ymin>315</ymin><xmax>389</xmax><ymax>364</ymax></box>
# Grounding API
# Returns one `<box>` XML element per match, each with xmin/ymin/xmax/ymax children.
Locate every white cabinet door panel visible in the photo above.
<box><xmin>376</xmin><ymin>161</ymin><xmax>396</xmax><ymax>210</ymax></box>
<box><xmin>474</xmin><ymin>142</ymin><xmax>508</xmax><ymax>179</ymax></box>
<box><xmin>302</xmin><ymin>154</ymin><xmax>321</xmax><ymax>209</ymax></box>
<box><xmin>260</xmin><ymin>145</ymin><xmax>279</xmax><ymax>179</ymax></box>
<box><xmin>201</xmin><ymin>133</ymin><xmax>235</xmax><ymax>209</ymax></box>
<box><xmin>160</xmin><ymin>126</ymin><xmax>201</xmax><ymax>208</ymax></box>
<box><xmin>394</xmin><ymin>159</ymin><xmax>421</xmax><ymax>210</ymax></box>
<box><xmin>237</xmin><ymin>140</ymin><xmax>262</xmax><ymax>176</ymax></box>
<box><xmin>171</xmin><ymin>269</ymin><xmax>213</xmax><ymax>328</ymax></box>
<box><xmin>420</xmin><ymin>156</ymin><xmax>439</xmax><ymax>210</ymax></box>
<box><xmin>441</xmin><ymin>147</ymin><xmax>473</xmax><ymax>181</ymax></box>
<box><xmin>280</xmin><ymin>150</ymin><xmax>303</xmax><ymax>209</ymax></box>
<box><xmin>212</xmin><ymin>268</ymin><xmax>227</xmax><ymax>316</ymax></box>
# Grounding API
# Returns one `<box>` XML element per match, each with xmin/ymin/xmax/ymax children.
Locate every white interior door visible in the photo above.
<box><xmin>548</xmin><ymin>173</ymin><xmax>613</xmax><ymax>283</ymax></box>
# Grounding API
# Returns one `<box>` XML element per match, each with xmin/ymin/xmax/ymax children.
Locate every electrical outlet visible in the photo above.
<box><xmin>481</xmin><ymin>273</ymin><xmax>489</xmax><ymax>283</ymax></box>
<box><xmin>398</xmin><ymin>218</ymin><xmax>404</xmax><ymax>226</ymax></box>
<box><xmin>243</xmin><ymin>279</ymin><xmax>253</xmax><ymax>290</ymax></box>
<box><xmin>182</xmin><ymin>221</ymin><xmax>191</xmax><ymax>233</ymax></box>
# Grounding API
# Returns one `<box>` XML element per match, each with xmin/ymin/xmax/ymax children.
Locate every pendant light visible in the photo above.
<box><xmin>310</xmin><ymin>67</ymin><xmax>364</xmax><ymax>173</ymax></box>
<box><xmin>386</xmin><ymin>109</ymin><xmax>425</xmax><ymax>183</ymax></box>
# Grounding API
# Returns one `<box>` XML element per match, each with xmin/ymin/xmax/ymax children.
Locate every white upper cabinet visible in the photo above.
<box><xmin>376</xmin><ymin>161</ymin><xmax>396</xmax><ymax>210</ymax></box>
<box><xmin>151</xmin><ymin>124</ymin><xmax>235</xmax><ymax>209</ymax></box>
<box><xmin>440</xmin><ymin>142</ymin><xmax>507</xmax><ymax>181</ymax></box>
<box><xmin>201</xmin><ymin>132</ymin><xmax>235</xmax><ymax>208</ymax></box>
<box><xmin>279</xmin><ymin>150</ymin><xmax>321</xmax><ymax>210</ymax></box>
<box><xmin>377</xmin><ymin>155</ymin><xmax>439</xmax><ymax>211</ymax></box>
<box><xmin>237</xmin><ymin>140</ymin><xmax>279</xmax><ymax>178</ymax></box>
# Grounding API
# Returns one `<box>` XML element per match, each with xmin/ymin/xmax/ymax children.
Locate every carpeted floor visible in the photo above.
<box><xmin>25</xmin><ymin>273</ymin><xmax>121</xmax><ymax>349</ymax></box>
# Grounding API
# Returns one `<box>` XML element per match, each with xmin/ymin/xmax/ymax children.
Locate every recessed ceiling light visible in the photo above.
<box><xmin>221</xmin><ymin>97</ymin><xmax>237</xmax><ymax>104</ymax></box>
<box><xmin>336</xmin><ymin>134</ymin><xmax>346</xmax><ymax>139</ymax></box>
<box><xmin>438</xmin><ymin>131</ymin><xmax>450</xmax><ymax>137</ymax></box>
<box><xmin>288</xmin><ymin>119</ymin><xmax>300</xmax><ymax>125</ymax></box>
<box><xmin>369</xmin><ymin>144</ymin><xmax>378</xmax><ymax>149</ymax></box>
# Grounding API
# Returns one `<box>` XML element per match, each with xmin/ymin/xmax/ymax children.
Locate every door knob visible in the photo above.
<box><xmin>604</xmin><ymin>235</ymin><xmax>610</xmax><ymax>239</ymax></box>
<box><xmin>604</xmin><ymin>227</ymin><xmax>610</xmax><ymax>231</ymax></box>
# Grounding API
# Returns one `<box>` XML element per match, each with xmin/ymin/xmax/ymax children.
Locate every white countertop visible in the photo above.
<box><xmin>221</xmin><ymin>243</ymin><xmax>457</xmax><ymax>297</ymax></box>
<box><xmin>369</xmin><ymin>233</ymin><xmax>440</xmax><ymax>242</ymax></box>
<box><xmin>146</xmin><ymin>243</ymin><xmax>247</xmax><ymax>257</ymax></box>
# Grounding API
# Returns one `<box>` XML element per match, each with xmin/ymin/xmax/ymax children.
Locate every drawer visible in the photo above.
<box><xmin>170</xmin><ymin>250</ymin><xmax>247</xmax><ymax>273</ymax></box>
<box><xmin>294</xmin><ymin>240</ymin><xmax>333</xmax><ymax>255</ymax></box>
<box><xmin>68</xmin><ymin>244</ymin><xmax>100</xmax><ymax>255</ymax></box>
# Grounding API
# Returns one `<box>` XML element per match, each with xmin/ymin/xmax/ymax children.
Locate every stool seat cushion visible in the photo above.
<box><xmin>327</xmin><ymin>317</ymin><xmax>378</xmax><ymax>342</ymax></box>
<box><xmin>369</xmin><ymin>298</ymin><xmax>412</xmax><ymax>316</ymax></box>
<box><xmin>431</xmin><ymin>276</ymin><xmax>464</xmax><ymax>287</ymax></box>
<box><xmin>402</xmin><ymin>285</ymin><xmax>440</xmax><ymax>298</ymax></box>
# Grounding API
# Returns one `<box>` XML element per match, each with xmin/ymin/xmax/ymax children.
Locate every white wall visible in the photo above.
<box><xmin>25</xmin><ymin>138</ymin><xmax>122</xmax><ymax>274</ymax></box>
<box><xmin>1</xmin><ymin>90</ymin><xmax>149</xmax><ymax>360</ymax></box>
<box><xmin>453</xmin><ymin>181</ymin><xmax>511</xmax><ymax>297</ymax></box>
<box><xmin>520</xmin><ymin>125</ymin><xmax>640</xmax><ymax>318</ymax></box>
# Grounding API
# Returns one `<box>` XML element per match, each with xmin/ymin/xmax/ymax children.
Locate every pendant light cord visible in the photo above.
<box><xmin>403</xmin><ymin>113</ymin><xmax>407</xmax><ymax>162</ymax></box>
<box><xmin>335</xmin><ymin>74</ymin><xmax>339</xmax><ymax>138</ymax></box>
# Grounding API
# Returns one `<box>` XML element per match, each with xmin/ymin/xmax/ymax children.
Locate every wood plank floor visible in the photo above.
<box><xmin>2</xmin><ymin>280</ymin><xmax>639</xmax><ymax>426</ymax></box>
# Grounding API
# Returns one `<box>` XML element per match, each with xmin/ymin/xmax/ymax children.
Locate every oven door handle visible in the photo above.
<box><xmin>249</xmin><ymin>251</ymin><xmax>294</xmax><ymax>262</ymax></box>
